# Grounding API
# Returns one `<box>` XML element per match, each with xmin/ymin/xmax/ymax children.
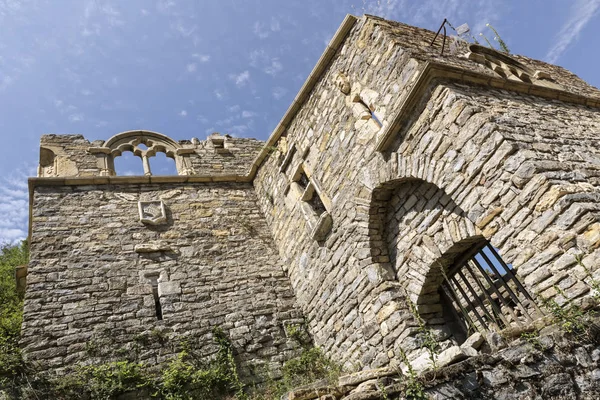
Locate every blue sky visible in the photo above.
<box><xmin>1</xmin><ymin>0</ymin><xmax>599</xmax><ymax>244</ymax></box>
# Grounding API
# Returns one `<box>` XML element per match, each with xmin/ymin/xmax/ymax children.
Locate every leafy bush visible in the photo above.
<box><xmin>0</xmin><ymin>241</ymin><xmax>28</xmax><ymax>385</ymax></box>
<box><xmin>51</xmin><ymin>361</ymin><xmax>151</xmax><ymax>399</ymax></box>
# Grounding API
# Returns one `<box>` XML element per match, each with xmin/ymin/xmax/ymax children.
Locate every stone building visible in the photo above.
<box><xmin>23</xmin><ymin>14</ymin><xmax>600</xmax><ymax>396</ymax></box>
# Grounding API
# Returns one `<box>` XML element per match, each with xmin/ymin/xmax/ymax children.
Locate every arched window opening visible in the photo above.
<box><xmin>440</xmin><ymin>242</ymin><xmax>543</xmax><ymax>335</ymax></box>
<box><xmin>114</xmin><ymin>150</ymin><xmax>145</xmax><ymax>176</ymax></box>
<box><xmin>150</xmin><ymin>152</ymin><xmax>178</xmax><ymax>176</ymax></box>
<box><xmin>89</xmin><ymin>130</ymin><xmax>187</xmax><ymax>176</ymax></box>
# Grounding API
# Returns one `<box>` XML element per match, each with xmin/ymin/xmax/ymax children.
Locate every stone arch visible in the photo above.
<box><xmin>368</xmin><ymin>178</ymin><xmax>481</xmax><ymax>304</ymax></box>
<box><xmin>88</xmin><ymin>130</ymin><xmax>195</xmax><ymax>176</ymax></box>
<box><xmin>367</xmin><ymin>177</ymin><xmax>488</xmax><ymax>348</ymax></box>
<box><xmin>38</xmin><ymin>147</ymin><xmax>56</xmax><ymax>177</ymax></box>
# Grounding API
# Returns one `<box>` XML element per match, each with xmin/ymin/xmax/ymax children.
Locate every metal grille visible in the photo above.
<box><xmin>441</xmin><ymin>243</ymin><xmax>542</xmax><ymax>333</ymax></box>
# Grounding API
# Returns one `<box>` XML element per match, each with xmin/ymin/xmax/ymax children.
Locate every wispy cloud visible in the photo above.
<box><xmin>242</xmin><ymin>110</ymin><xmax>255</xmax><ymax>118</ymax></box>
<box><xmin>0</xmin><ymin>166</ymin><xmax>34</xmax><ymax>245</ymax></box>
<box><xmin>272</xmin><ymin>86</ymin><xmax>288</xmax><ymax>99</ymax></box>
<box><xmin>0</xmin><ymin>75</ymin><xmax>14</xmax><ymax>91</ymax></box>
<box><xmin>83</xmin><ymin>0</ymin><xmax>124</xmax><ymax>27</ymax></box>
<box><xmin>192</xmin><ymin>53</ymin><xmax>211</xmax><ymax>63</ymax></box>
<box><xmin>253</xmin><ymin>21</ymin><xmax>270</xmax><ymax>39</ymax></box>
<box><xmin>264</xmin><ymin>59</ymin><xmax>283</xmax><ymax>76</ymax></box>
<box><xmin>230</xmin><ymin>70</ymin><xmax>250</xmax><ymax>87</ymax></box>
<box><xmin>250</xmin><ymin>49</ymin><xmax>284</xmax><ymax>76</ymax></box>
<box><xmin>179</xmin><ymin>110</ymin><xmax>187</xmax><ymax>117</ymax></box>
<box><xmin>253</xmin><ymin>17</ymin><xmax>281</xmax><ymax>39</ymax></box>
<box><xmin>172</xmin><ymin>20</ymin><xmax>197</xmax><ymax>37</ymax></box>
<box><xmin>214</xmin><ymin>88</ymin><xmax>227</xmax><ymax>100</ymax></box>
<box><xmin>186</xmin><ymin>63</ymin><xmax>197</xmax><ymax>72</ymax></box>
<box><xmin>271</xmin><ymin>18</ymin><xmax>281</xmax><ymax>32</ymax></box>
<box><xmin>546</xmin><ymin>0</ymin><xmax>600</xmax><ymax>63</ymax></box>
<box><xmin>68</xmin><ymin>113</ymin><xmax>84</xmax><ymax>122</ymax></box>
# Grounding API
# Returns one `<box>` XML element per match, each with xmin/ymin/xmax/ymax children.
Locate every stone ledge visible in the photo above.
<box><xmin>374</xmin><ymin>61</ymin><xmax>600</xmax><ymax>152</ymax></box>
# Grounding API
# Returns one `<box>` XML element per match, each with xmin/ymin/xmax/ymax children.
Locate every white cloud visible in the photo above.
<box><xmin>173</xmin><ymin>20</ymin><xmax>197</xmax><ymax>37</ymax></box>
<box><xmin>264</xmin><ymin>59</ymin><xmax>283</xmax><ymax>76</ymax></box>
<box><xmin>270</xmin><ymin>17</ymin><xmax>281</xmax><ymax>32</ymax></box>
<box><xmin>179</xmin><ymin>110</ymin><xmax>187</xmax><ymax>117</ymax></box>
<box><xmin>230</xmin><ymin>70</ymin><xmax>250</xmax><ymax>87</ymax></box>
<box><xmin>0</xmin><ymin>75</ymin><xmax>13</xmax><ymax>91</ymax></box>
<box><xmin>228</xmin><ymin>124</ymin><xmax>249</xmax><ymax>136</ymax></box>
<box><xmin>250</xmin><ymin>49</ymin><xmax>283</xmax><ymax>76</ymax></box>
<box><xmin>83</xmin><ymin>0</ymin><xmax>124</xmax><ymax>27</ymax></box>
<box><xmin>156</xmin><ymin>0</ymin><xmax>176</xmax><ymax>15</ymax></box>
<box><xmin>546</xmin><ymin>0</ymin><xmax>600</xmax><ymax>63</ymax></box>
<box><xmin>192</xmin><ymin>53</ymin><xmax>211</xmax><ymax>63</ymax></box>
<box><xmin>228</xmin><ymin>105</ymin><xmax>241</xmax><ymax>112</ymax></box>
<box><xmin>242</xmin><ymin>110</ymin><xmax>255</xmax><ymax>118</ymax></box>
<box><xmin>214</xmin><ymin>88</ymin><xmax>227</xmax><ymax>100</ymax></box>
<box><xmin>69</xmin><ymin>113</ymin><xmax>84</xmax><ymax>122</ymax></box>
<box><xmin>186</xmin><ymin>63</ymin><xmax>197</xmax><ymax>72</ymax></box>
<box><xmin>253</xmin><ymin>21</ymin><xmax>270</xmax><ymax>39</ymax></box>
<box><xmin>272</xmin><ymin>86</ymin><xmax>288</xmax><ymax>99</ymax></box>
<box><xmin>0</xmin><ymin>166</ymin><xmax>34</xmax><ymax>245</ymax></box>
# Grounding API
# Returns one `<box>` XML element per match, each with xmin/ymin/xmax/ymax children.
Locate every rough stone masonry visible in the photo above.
<box><xmin>23</xmin><ymin>14</ymin><xmax>600</xmax><ymax>396</ymax></box>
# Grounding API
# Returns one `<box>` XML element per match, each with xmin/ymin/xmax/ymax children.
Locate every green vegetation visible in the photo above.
<box><xmin>0</xmin><ymin>241</ymin><xmax>28</xmax><ymax>392</ymax></box>
<box><xmin>485</xmin><ymin>24</ymin><xmax>510</xmax><ymax>54</ymax></box>
<box><xmin>397</xmin><ymin>348</ymin><xmax>427</xmax><ymax>400</ymax></box>
<box><xmin>247</xmin><ymin>346</ymin><xmax>341</xmax><ymax>400</ymax></box>
<box><xmin>407</xmin><ymin>299</ymin><xmax>437</xmax><ymax>370</ymax></box>
<box><xmin>0</xmin><ymin>247</ymin><xmax>339</xmax><ymax>400</ymax></box>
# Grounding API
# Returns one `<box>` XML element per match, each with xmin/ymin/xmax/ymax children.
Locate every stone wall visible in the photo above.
<box><xmin>281</xmin><ymin>322</ymin><xmax>600</xmax><ymax>399</ymax></box>
<box><xmin>24</xmin><ymin>13</ymin><xmax>600</xmax><ymax>391</ymax></box>
<box><xmin>38</xmin><ymin>132</ymin><xmax>263</xmax><ymax>178</ymax></box>
<box><xmin>253</xmin><ymin>15</ymin><xmax>600</xmax><ymax>371</ymax></box>
<box><xmin>22</xmin><ymin>182</ymin><xmax>303</xmax><ymax>381</ymax></box>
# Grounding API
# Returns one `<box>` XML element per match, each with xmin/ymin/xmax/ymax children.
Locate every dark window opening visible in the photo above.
<box><xmin>279</xmin><ymin>145</ymin><xmax>296</xmax><ymax>173</ymax></box>
<box><xmin>146</xmin><ymin>275</ymin><xmax>163</xmax><ymax>320</ymax></box>
<box><xmin>294</xmin><ymin>170</ymin><xmax>310</xmax><ymax>190</ymax></box>
<box><xmin>307</xmin><ymin>190</ymin><xmax>327</xmax><ymax>216</ymax></box>
<box><xmin>441</xmin><ymin>242</ymin><xmax>541</xmax><ymax>333</ymax></box>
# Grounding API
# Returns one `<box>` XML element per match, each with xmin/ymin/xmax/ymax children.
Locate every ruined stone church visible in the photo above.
<box><xmin>23</xmin><ymin>14</ymin><xmax>600</xmax><ymax>398</ymax></box>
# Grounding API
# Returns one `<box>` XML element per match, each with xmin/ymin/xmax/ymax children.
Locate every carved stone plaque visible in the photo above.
<box><xmin>138</xmin><ymin>200</ymin><xmax>167</xmax><ymax>225</ymax></box>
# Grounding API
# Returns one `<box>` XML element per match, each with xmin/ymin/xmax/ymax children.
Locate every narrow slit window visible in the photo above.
<box><xmin>441</xmin><ymin>242</ymin><xmax>542</xmax><ymax>334</ymax></box>
<box><xmin>146</xmin><ymin>275</ymin><xmax>163</xmax><ymax>320</ymax></box>
<box><xmin>279</xmin><ymin>145</ymin><xmax>296</xmax><ymax>173</ymax></box>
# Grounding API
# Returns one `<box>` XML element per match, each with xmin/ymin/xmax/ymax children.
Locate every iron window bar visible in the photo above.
<box><xmin>441</xmin><ymin>242</ymin><xmax>542</xmax><ymax>333</ymax></box>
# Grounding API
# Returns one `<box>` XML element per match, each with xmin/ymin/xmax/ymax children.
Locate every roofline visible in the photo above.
<box><xmin>28</xmin><ymin>13</ymin><xmax>600</xmax><ymax>242</ymax></box>
<box><xmin>246</xmin><ymin>13</ymin><xmax>360</xmax><ymax>177</ymax></box>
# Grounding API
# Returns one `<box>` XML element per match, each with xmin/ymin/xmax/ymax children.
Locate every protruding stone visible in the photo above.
<box><xmin>134</xmin><ymin>242</ymin><xmax>172</xmax><ymax>253</ymax></box>
<box><xmin>338</xmin><ymin>367</ymin><xmax>395</xmax><ymax>387</ymax></box>
<box><xmin>462</xmin><ymin>332</ymin><xmax>484</xmax><ymax>350</ymax></box>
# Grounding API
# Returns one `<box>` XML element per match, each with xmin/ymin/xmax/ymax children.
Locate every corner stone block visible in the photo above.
<box><xmin>158</xmin><ymin>281</ymin><xmax>182</xmax><ymax>296</ymax></box>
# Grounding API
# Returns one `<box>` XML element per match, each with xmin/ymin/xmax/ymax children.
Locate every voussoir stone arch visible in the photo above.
<box><xmin>88</xmin><ymin>130</ymin><xmax>195</xmax><ymax>176</ymax></box>
<box><xmin>368</xmin><ymin>177</ymin><xmax>481</xmax><ymax>303</ymax></box>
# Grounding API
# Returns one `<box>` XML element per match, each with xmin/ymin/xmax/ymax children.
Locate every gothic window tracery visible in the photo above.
<box><xmin>88</xmin><ymin>130</ymin><xmax>195</xmax><ymax>176</ymax></box>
